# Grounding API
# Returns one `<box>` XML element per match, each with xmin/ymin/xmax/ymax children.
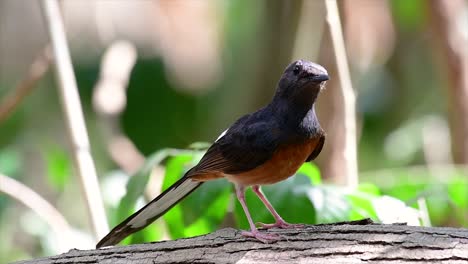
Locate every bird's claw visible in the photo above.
<box><xmin>257</xmin><ymin>220</ymin><xmax>304</xmax><ymax>229</ymax></box>
<box><xmin>241</xmin><ymin>230</ymin><xmax>280</xmax><ymax>243</ymax></box>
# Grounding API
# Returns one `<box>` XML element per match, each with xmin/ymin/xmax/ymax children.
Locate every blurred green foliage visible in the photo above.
<box><xmin>362</xmin><ymin>168</ymin><xmax>468</xmax><ymax>226</ymax></box>
<box><xmin>44</xmin><ymin>146</ymin><xmax>71</xmax><ymax>192</ymax></box>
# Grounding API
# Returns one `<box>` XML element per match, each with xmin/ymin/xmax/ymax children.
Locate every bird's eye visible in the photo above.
<box><xmin>293</xmin><ymin>64</ymin><xmax>302</xmax><ymax>75</ymax></box>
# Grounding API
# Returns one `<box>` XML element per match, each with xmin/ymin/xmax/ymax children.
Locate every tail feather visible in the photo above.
<box><xmin>96</xmin><ymin>175</ymin><xmax>202</xmax><ymax>248</ymax></box>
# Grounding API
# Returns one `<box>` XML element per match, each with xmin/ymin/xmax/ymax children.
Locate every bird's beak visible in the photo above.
<box><xmin>313</xmin><ymin>74</ymin><xmax>329</xmax><ymax>82</ymax></box>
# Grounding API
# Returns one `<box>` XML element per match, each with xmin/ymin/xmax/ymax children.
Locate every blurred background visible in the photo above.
<box><xmin>1</xmin><ymin>0</ymin><xmax>467</xmax><ymax>262</ymax></box>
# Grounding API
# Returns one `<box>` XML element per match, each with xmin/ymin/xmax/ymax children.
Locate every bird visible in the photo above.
<box><xmin>96</xmin><ymin>59</ymin><xmax>329</xmax><ymax>248</ymax></box>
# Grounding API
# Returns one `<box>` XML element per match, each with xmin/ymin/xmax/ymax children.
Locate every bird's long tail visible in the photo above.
<box><xmin>96</xmin><ymin>175</ymin><xmax>203</xmax><ymax>248</ymax></box>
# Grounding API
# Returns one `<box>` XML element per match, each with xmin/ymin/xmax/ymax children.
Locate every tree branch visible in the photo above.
<box><xmin>17</xmin><ymin>221</ymin><xmax>468</xmax><ymax>264</ymax></box>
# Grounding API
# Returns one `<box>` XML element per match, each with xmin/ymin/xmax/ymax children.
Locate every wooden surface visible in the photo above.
<box><xmin>16</xmin><ymin>220</ymin><xmax>468</xmax><ymax>264</ymax></box>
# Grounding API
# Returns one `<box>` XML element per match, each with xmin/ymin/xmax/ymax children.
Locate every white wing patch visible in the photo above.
<box><xmin>216</xmin><ymin>128</ymin><xmax>228</xmax><ymax>142</ymax></box>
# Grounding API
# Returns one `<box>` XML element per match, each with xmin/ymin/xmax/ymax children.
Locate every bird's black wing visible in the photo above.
<box><xmin>188</xmin><ymin>113</ymin><xmax>282</xmax><ymax>176</ymax></box>
<box><xmin>96</xmin><ymin>112</ymin><xmax>283</xmax><ymax>248</ymax></box>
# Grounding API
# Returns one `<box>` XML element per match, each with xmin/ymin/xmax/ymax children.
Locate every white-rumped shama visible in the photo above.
<box><xmin>96</xmin><ymin>59</ymin><xmax>329</xmax><ymax>248</ymax></box>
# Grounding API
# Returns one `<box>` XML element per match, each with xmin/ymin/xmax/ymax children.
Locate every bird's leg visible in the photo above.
<box><xmin>235</xmin><ymin>184</ymin><xmax>279</xmax><ymax>243</ymax></box>
<box><xmin>252</xmin><ymin>185</ymin><xmax>304</xmax><ymax>229</ymax></box>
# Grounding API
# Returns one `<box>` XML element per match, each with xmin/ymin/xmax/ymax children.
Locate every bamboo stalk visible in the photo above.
<box><xmin>40</xmin><ymin>0</ymin><xmax>108</xmax><ymax>239</ymax></box>
<box><xmin>324</xmin><ymin>0</ymin><xmax>358</xmax><ymax>187</ymax></box>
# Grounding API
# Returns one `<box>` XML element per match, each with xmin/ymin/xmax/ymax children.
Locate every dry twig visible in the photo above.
<box><xmin>0</xmin><ymin>173</ymin><xmax>73</xmax><ymax>251</ymax></box>
<box><xmin>0</xmin><ymin>46</ymin><xmax>52</xmax><ymax>123</ymax></box>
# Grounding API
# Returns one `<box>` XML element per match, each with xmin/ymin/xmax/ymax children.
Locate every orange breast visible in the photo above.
<box><xmin>225</xmin><ymin>137</ymin><xmax>320</xmax><ymax>186</ymax></box>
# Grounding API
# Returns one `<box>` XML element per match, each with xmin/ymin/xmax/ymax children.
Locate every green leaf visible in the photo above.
<box><xmin>361</xmin><ymin>167</ymin><xmax>462</xmax><ymax>225</ymax></box>
<box><xmin>162</xmin><ymin>154</ymin><xmax>194</xmax><ymax>190</ymax></box>
<box><xmin>357</xmin><ymin>182</ymin><xmax>381</xmax><ymax>196</ymax></box>
<box><xmin>385</xmin><ymin>181</ymin><xmax>426</xmax><ymax>203</ymax></box>
<box><xmin>116</xmin><ymin>149</ymin><xmax>188</xmax><ymax>222</ymax></box>
<box><xmin>346</xmin><ymin>183</ymin><xmax>384</xmax><ymax>221</ymax></box>
<box><xmin>346</xmin><ymin>191</ymin><xmax>378</xmax><ymax>221</ymax></box>
<box><xmin>234</xmin><ymin>175</ymin><xmax>316</xmax><ymax>229</ymax></box>
<box><xmin>448</xmin><ymin>176</ymin><xmax>468</xmax><ymax>208</ymax></box>
<box><xmin>162</xmin><ymin>153</ymin><xmax>232</xmax><ymax>239</ymax></box>
<box><xmin>296</xmin><ymin>163</ymin><xmax>321</xmax><ymax>185</ymax></box>
<box><xmin>162</xmin><ymin>154</ymin><xmax>196</xmax><ymax>238</ymax></box>
<box><xmin>180</xmin><ymin>179</ymin><xmax>231</xmax><ymax>234</ymax></box>
<box><xmin>128</xmin><ymin>222</ymin><xmax>163</xmax><ymax>245</ymax></box>
<box><xmin>114</xmin><ymin>148</ymin><xmax>193</xmax><ymax>244</ymax></box>
<box><xmin>182</xmin><ymin>180</ymin><xmax>231</xmax><ymax>237</ymax></box>
<box><xmin>307</xmin><ymin>185</ymin><xmax>350</xmax><ymax>223</ymax></box>
<box><xmin>234</xmin><ymin>185</ymin><xmax>271</xmax><ymax>229</ymax></box>
<box><xmin>265</xmin><ymin>175</ymin><xmax>316</xmax><ymax>224</ymax></box>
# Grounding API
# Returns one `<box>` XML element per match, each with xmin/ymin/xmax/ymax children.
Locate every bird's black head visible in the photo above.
<box><xmin>274</xmin><ymin>60</ymin><xmax>329</xmax><ymax>102</ymax></box>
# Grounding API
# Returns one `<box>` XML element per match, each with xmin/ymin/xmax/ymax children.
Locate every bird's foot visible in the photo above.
<box><xmin>257</xmin><ymin>220</ymin><xmax>304</xmax><ymax>229</ymax></box>
<box><xmin>241</xmin><ymin>230</ymin><xmax>280</xmax><ymax>243</ymax></box>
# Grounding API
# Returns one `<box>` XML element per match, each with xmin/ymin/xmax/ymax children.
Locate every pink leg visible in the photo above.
<box><xmin>235</xmin><ymin>184</ymin><xmax>279</xmax><ymax>243</ymax></box>
<box><xmin>252</xmin><ymin>185</ymin><xmax>304</xmax><ymax>229</ymax></box>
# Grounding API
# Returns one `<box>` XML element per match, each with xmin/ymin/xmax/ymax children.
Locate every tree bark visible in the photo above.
<box><xmin>16</xmin><ymin>220</ymin><xmax>468</xmax><ymax>264</ymax></box>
